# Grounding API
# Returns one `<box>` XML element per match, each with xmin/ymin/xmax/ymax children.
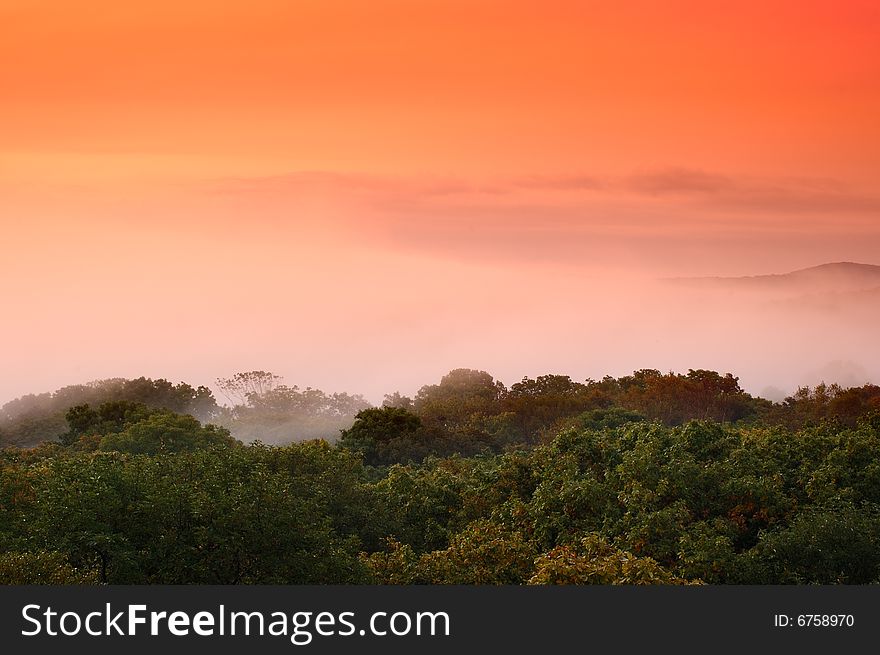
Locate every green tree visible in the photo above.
<box><xmin>98</xmin><ymin>412</ymin><xmax>235</xmax><ymax>454</ymax></box>
<box><xmin>0</xmin><ymin>551</ymin><xmax>99</xmax><ymax>584</ymax></box>
<box><xmin>339</xmin><ymin>407</ymin><xmax>423</xmax><ymax>465</ymax></box>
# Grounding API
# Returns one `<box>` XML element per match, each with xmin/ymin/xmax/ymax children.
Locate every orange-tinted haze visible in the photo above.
<box><xmin>2</xmin><ymin>0</ymin><xmax>879</xmax><ymax>404</ymax></box>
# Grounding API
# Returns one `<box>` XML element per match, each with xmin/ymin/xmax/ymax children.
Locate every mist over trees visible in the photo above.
<box><xmin>1</xmin><ymin>366</ymin><xmax>880</xmax><ymax>585</ymax></box>
<box><xmin>3</xmin><ymin>367</ymin><xmax>879</xmax><ymax>454</ymax></box>
<box><xmin>215</xmin><ymin>371</ymin><xmax>371</xmax><ymax>444</ymax></box>
<box><xmin>0</xmin><ymin>378</ymin><xmax>219</xmax><ymax>448</ymax></box>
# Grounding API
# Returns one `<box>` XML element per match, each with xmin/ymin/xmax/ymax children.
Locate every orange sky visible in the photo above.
<box><xmin>2</xmin><ymin>0</ymin><xmax>879</xmax><ymax>403</ymax></box>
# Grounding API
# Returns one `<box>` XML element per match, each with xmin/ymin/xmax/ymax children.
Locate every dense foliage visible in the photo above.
<box><xmin>2</xmin><ymin>368</ymin><xmax>880</xmax><ymax>584</ymax></box>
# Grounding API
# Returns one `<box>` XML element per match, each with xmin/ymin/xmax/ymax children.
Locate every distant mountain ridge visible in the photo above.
<box><xmin>666</xmin><ymin>262</ymin><xmax>880</xmax><ymax>293</ymax></box>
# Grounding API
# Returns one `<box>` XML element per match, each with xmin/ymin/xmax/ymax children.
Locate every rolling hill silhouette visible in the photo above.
<box><xmin>667</xmin><ymin>262</ymin><xmax>880</xmax><ymax>294</ymax></box>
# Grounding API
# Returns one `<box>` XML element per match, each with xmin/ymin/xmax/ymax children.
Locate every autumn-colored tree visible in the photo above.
<box><xmin>529</xmin><ymin>534</ymin><xmax>693</xmax><ymax>585</ymax></box>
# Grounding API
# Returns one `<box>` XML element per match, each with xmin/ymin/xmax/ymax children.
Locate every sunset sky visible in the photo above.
<box><xmin>2</xmin><ymin>0</ymin><xmax>879</xmax><ymax>403</ymax></box>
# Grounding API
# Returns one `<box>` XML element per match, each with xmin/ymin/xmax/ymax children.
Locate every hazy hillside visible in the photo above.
<box><xmin>665</xmin><ymin>261</ymin><xmax>880</xmax><ymax>324</ymax></box>
<box><xmin>653</xmin><ymin>262</ymin><xmax>880</xmax><ymax>394</ymax></box>
<box><xmin>666</xmin><ymin>262</ymin><xmax>880</xmax><ymax>293</ymax></box>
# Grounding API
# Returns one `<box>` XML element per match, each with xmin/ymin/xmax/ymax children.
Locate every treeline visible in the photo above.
<box><xmin>0</xmin><ymin>373</ymin><xmax>368</xmax><ymax>449</ymax></box>
<box><xmin>3</xmin><ymin>368</ymin><xmax>879</xmax><ymax>451</ymax></box>
<box><xmin>341</xmin><ymin>368</ymin><xmax>880</xmax><ymax>464</ymax></box>
<box><xmin>0</xmin><ymin>378</ymin><xmax>219</xmax><ymax>448</ymax></box>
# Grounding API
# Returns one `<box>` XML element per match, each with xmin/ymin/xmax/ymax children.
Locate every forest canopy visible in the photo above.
<box><xmin>1</xmin><ymin>368</ymin><xmax>879</xmax><ymax>585</ymax></box>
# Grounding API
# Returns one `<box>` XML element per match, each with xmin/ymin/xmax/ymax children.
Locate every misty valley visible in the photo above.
<box><xmin>4</xmin><ymin>4</ymin><xmax>879</xmax><ymax>650</ymax></box>
<box><xmin>2</xmin><ymin>367</ymin><xmax>880</xmax><ymax>585</ymax></box>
